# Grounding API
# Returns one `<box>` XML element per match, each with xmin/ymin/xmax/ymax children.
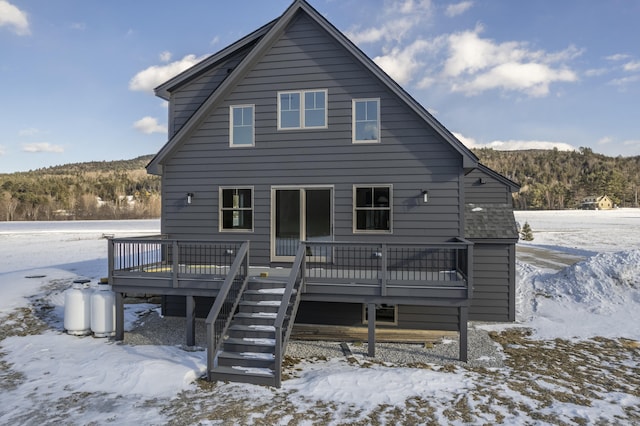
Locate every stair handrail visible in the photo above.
<box><xmin>273</xmin><ymin>243</ymin><xmax>306</xmax><ymax>387</ymax></box>
<box><xmin>205</xmin><ymin>241</ymin><xmax>250</xmax><ymax>380</ymax></box>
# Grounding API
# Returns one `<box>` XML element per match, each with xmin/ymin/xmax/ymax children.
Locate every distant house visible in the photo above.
<box><xmin>581</xmin><ymin>195</ymin><xmax>613</xmax><ymax>210</ymax></box>
<box><xmin>108</xmin><ymin>0</ymin><xmax>520</xmax><ymax>386</ymax></box>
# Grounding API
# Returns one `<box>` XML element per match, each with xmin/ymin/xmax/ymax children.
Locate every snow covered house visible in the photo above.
<box><xmin>108</xmin><ymin>0</ymin><xmax>519</xmax><ymax>386</ymax></box>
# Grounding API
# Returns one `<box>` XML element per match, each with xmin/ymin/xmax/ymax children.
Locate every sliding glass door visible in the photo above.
<box><xmin>272</xmin><ymin>187</ymin><xmax>332</xmax><ymax>261</ymax></box>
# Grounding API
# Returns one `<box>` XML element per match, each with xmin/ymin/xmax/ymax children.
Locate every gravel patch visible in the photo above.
<box><xmin>124</xmin><ymin>307</ymin><xmax>504</xmax><ymax>369</ymax></box>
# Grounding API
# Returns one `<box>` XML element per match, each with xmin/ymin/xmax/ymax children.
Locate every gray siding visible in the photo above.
<box><xmin>160</xmin><ymin>13</ymin><xmax>464</xmax><ymax>265</ymax></box>
<box><xmin>468</xmin><ymin>243</ymin><xmax>515</xmax><ymax>322</ymax></box>
<box><xmin>294</xmin><ymin>302</ymin><xmax>460</xmax><ymax>331</ymax></box>
<box><xmin>169</xmin><ymin>45</ymin><xmax>255</xmax><ymax>138</ymax></box>
<box><xmin>464</xmin><ymin>168</ymin><xmax>511</xmax><ymax>204</ymax></box>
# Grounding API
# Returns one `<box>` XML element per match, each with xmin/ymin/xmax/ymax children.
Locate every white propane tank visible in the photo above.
<box><xmin>90</xmin><ymin>280</ymin><xmax>116</xmax><ymax>338</ymax></box>
<box><xmin>64</xmin><ymin>279</ymin><xmax>92</xmax><ymax>336</ymax></box>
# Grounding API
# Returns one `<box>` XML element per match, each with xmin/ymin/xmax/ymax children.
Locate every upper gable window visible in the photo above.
<box><xmin>353</xmin><ymin>98</ymin><xmax>380</xmax><ymax>143</ymax></box>
<box><xmin>278</xmin><ymin>90</ymin><xmax>327</xmax><ymax>130</ymax></box>
<box><xmin>230</xmin><ymin>105</ymin><xmax>254</xmax><ymax>147</ymax></box>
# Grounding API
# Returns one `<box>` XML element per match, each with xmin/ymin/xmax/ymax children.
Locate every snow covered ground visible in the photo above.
<box><xmin>0</xmin><ymin>211</ymin><xmax>639</xmax><ymax>425</ymax></box>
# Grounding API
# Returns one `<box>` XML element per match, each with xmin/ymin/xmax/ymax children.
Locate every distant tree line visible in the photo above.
<box><xmin>474</xmin><ymin>147</ymin><xmax>640</xmax><ymax>210</ymax></box>
<box><xmin>2</xmin><ymin>148</ymin><xmax>638</xmax><ymax>220</ymax></box>
<box><xmin>0</xmin><ymin>155</ymin><xmax>161</xmax><ymax>221</ymax></box>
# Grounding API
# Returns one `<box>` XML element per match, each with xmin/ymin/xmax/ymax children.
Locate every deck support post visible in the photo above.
<box><xmin>459</xmin><ymin>306</ymin><xmax>468</xmax><ymax>362</ymax></box>
<box><xmin>367</xmin><ymin>302</ymin><xmax>376</xmax><ymax>357</ymax></box>
<box><xmin>115</xmin><ymin>292</ymin><xmax>124</xmax><ymax>341</ymax></box>
<box><xmin>186</xmin><ymin>295</ymin><xmax>196</xmax><ymax>346</ymax></box>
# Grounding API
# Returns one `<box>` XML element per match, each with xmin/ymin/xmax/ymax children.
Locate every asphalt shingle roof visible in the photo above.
<box><xmin>465</xmin><ymin>203</ymin><xmax>519</xmax><ymax>240</ymax></box>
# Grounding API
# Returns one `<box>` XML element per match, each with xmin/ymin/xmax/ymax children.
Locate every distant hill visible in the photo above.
<box><xmin>2</xmin><ymin>148</ymin><xmax>638</xmax><ymax>221</ymax></box>
<box><xmin>473</xmin><ymin>147</ymin><xmax>640</xmax><ymax>209</ymax></box>
<box><xmin>0</xmin><ymin>155</ymin><xmax>160</xmax><ymax>221</ymax></box>
<box><xmin>20</xmin><ymin>155</ymin><xmax>156</xmax><ymax>175</ymax></box>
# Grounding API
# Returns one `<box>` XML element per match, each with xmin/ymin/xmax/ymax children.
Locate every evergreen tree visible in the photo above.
<box><xmin>520</xmin><ymin>222</ymin><xmax>534</xmax><ymax>241</ymax></box>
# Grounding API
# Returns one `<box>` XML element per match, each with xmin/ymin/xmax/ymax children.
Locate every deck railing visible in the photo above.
<box><xmin>109</xmin><ymin>237</ymin><xmax>244</xmax><ymax>281</ymax></box>
<box><xmin>205</xmin><ymin>241</ymin><xmax>250</xmax><ymax>379</ymax></box>
<box><xmin>301</xmin><ymin>239</ymin><xmax>472</xmax><ymax>298</ymax></box>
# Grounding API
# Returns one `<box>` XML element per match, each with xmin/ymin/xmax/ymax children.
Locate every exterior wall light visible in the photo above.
<box><xmin>422</xmin><ymin>190</ymin><xmax>429</xmax><ymax>203</ymax></box>
<box><xmin>186</xmin><ymin>192</ymin><xmax>194</xmax><ymax>205</ymax></box>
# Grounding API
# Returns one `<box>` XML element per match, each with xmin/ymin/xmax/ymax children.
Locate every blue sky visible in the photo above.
<box><xmin>1</xmin><ymin>0</ymin><xmax>639</xmax><ymax>173</ymax></box>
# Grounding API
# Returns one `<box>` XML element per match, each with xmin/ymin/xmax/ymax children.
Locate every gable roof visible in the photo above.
<box><xmin>147</xmin><ymin>0</ymin><xmax>478</xmax><ymax>175</ymax></box>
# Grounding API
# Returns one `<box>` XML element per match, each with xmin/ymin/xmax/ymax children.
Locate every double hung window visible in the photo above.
<box><xmin>353</xmin><ymin>98</ymin><xmax>380</xmax><ymax>143</ymax></box>
<box><xmin>353</xmin><ymin>185</ymin><xmax>391</xmax><ymax>233</ymax></box>
<box><xmin>220</xmin><ymin>187</ymin><xmax>253</xmax><ymax>231</ymax></box>
<box><xmin>230</xmin><ymin>105</ymin><xmax>254</xmax><ymax>147</ymax></box>
<box><xmin>278</xmin><ymin>90</ymin><xmax>327</xmax><ymax>129</ymax></box>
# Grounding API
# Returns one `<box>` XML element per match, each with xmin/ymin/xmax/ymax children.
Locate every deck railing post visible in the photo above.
<box><xmin>459</xmin><ymin>306</ymin><xmax>468</xmax><ymax>362</ymax></box>
<box><xmin>368</xmin><ymin>302</ymin><xmax>376</xmax><ymax>357</ymax></box>
<box><xmin>107</xmin><ymin>237</ymin><xmax>115</xmax><ymax>276</ymax></box>
<box><xmin>172</xmin><ymin>240</ymin><xmax>179</xmax><ymax>288</ymax></box>
<box><xmin>380</xmin><ymin>243</ymin><xmax>387</xmax><ymax>297</ymax></box>
<box><xmin>186</xmin><ymin>295</ymin><xmax>196</xmax><ymax>347</ymax></box>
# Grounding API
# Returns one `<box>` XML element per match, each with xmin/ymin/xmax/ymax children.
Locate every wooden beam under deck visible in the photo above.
<box><xmin>291</xmin><ymin>324</ymin><xmax>457</xmax><ymax>344</ymax></box>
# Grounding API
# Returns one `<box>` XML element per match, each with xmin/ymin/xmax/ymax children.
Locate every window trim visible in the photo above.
<box><xmin>219</xmin><ymin>186</ymin><xmax>254</xmax><ymax>232</ymax></box>
<box><xmin>352</xmin><ymin>184</ymin><xmax>392</xmax><ymax>234</ymax></box>
<box><xmin>229</xmin><ymin>104</ymin><xmax>255</xmax><ymax>147</ymax></box>
<box><xmin>352</xmin><ymin>98</ymin><xmax>380</xmax><ymax>143</ymax></box>
<box><xmin>363</xmin><ymin>304</ymin><xmax>398</xmax><ymax>325</ymax></box>
<box><xmin>277</xmin><ymin>89</ymin><xmax>328</xmax><ymax>130</ymax></box>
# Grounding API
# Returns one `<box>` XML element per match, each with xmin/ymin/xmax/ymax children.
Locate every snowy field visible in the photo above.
<box><xmin>0</xmin><ymin>211</ymin><xmax>639</xmax><ymax>425</ymax></box>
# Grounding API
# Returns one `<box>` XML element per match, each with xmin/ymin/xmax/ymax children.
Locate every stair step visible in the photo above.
<box><xmin>209</xmin><ymin>365</ymin><xmax>276</xmax><ymax>386</ymax></box>
<box><xmin>242</xmin><ymin>289</ymin><xmax>287</xmax><ymax>302</ymax></box>
<box><xmin>238</xmin><ymin>300</ymin><xmax>281</xmax><ymax>314</ymax></box>
<box><xmin>222</xmin><ymin>337</ymin><xmax>276</xmax><ymax>353</ymax></box>
<box><xmin>232</xmin><ymin>312</ymin><xmax>279</xmax><ymax>326</ymax></box>
<box><xmin>227</xmin><ymin>324</ymin><xmax>276</xmax><ymax>339</ymax></box>
<box><xmin>247</xmin><ymin>278</ymin><xmax>288</xmax><ymax>291</ymax></box>
<box><xmin>216</xmin><ymin>350</ymin><xmax>276</xmax><ymax>368</ymax></box>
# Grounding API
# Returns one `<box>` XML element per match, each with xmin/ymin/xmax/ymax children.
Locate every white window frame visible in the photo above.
<box><xmin>229</xmin><ymin>105</ymin><xmax>255</xmax><ymax>147</ymax></box>
<box><xmin>277</xmin><ymin>89</ymin><xmax>328</xmax><ymax>130</ymax></box>
<box><xmin>219</xmin><ymin>186</ymin><xmax>254</xmax><ymax>232</ymax></box>
<box><xmin>353</xmin><ymin>184</ymin><xmax>392</xmax><ymax>234</ymax></box>
<box><xmin>352</xmin><ymin>98</ymin><xmax>380</xmax><ymax>143</ymax></box>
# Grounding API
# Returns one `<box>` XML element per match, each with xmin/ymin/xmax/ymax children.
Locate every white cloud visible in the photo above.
<box><xmin>443</xmin><ymin>28</ymin><xmax>579</xmax><ymax>96</ymax></box>
<box><xmin>374</xmin><ymin>39</ymin><xmax>438</xmax><ymax>84</ymax></box>
<box><xmin>22</xmin><ymin>143</ymin><xmax>64</xmax><ymax>153</ymax></box>
<box><xmin>584</xmin><ymin>68</ymin><xmax>608</xmax><ymax>77</ymax></box>
<box><xmin>18</xmin><ymin>127</ymin><xmax>41</xmax><ymax>137</ymax></box>
<box><xmin>70</xmin><ymin>22</ymin><xmax>86</xmax><ymax>31</ymax></box>
<box><xmin>598</xmin><ymin>136</ymin><xmax>613</xmax><ymax>145</ymax></box>
<box><xmin>210</xmin><ymin>35</ymin><xmax>220</xmax><ymax>46</ymax></box>
<box><xmin>159</xmin><ymin>51</ymin><xmax>171</xmax><ymax>62</ymax></box>
<box><xmin>608</xmin><ymin>74</ymin><xmax>640</xmax><ymax>87</ymax></box>
<box><xmin>129</xmin><ymin>54</ymin><xmax>208</xmax><ymax>94</ymax></box>
<box><xmin>606</xmin><ymin>53</ymin><xmax>630</xmax><ymax>61</ymax></box>
<box><xmin>623</xmin><ymin>61</ymin><xmax>640</xmax><ymax>72</ymax></box>
<box><xmin>453</xmin><ymin>62</ymin><xmax>577</xmax><ymax>97</ymax></box>
<box><xmin>133</xmin><ymin>116</ymin><xmax>167</xmax><ymax>134</ymax></box>
<box><xmin>445</xmin><ymin>1</ymin><xmax>473</xmax><ymax>17</ymax></box>
<box><xmin>0</xmin><ymin>0</ymin><xmax>30</xmax><ymax>35</ymax></box>
<box><xmin>0</xmin><ymin>145</ymin><xmax>5</xmax><ymax>155</ymax></box>
<box><xmin>346</xmin><ymin>0</ymin><xmax>433</xmax><ymax>45</ymax></box>
<box><xmin>454</xmin><ymin>132</ymin><xmax>576</xmax><ymax>151</ymax></box>
<box><xmin>397</xmin><ymin>0</ymin><xmax>432</xmax><ymax>14</ymax></box>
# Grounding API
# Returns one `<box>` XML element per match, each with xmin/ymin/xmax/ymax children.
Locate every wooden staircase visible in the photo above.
<box><xmin>208</xmin><ymin>277</ymin><xmax>290</xmax><ymax>386</ymax></box>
